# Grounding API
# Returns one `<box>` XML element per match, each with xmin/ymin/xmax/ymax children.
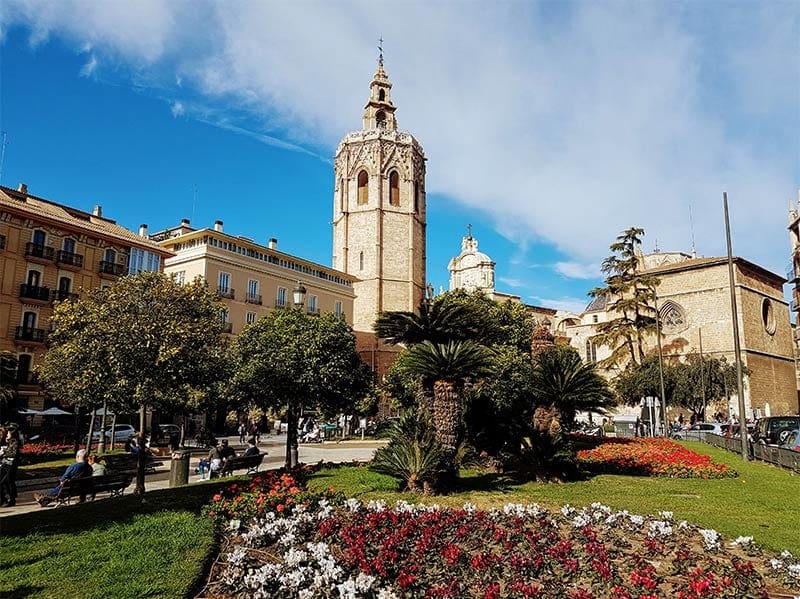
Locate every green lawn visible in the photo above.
<box><xmin>307</xmin><ymin>442</ymin><xmax>800</xmax><ymax>555</ymax></box>
<box><xmin>0</xmin><ymin>478</ymin><xmax>245</xmax><ymax>599</ymax></box>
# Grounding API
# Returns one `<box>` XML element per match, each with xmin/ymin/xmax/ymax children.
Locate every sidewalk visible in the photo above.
<box><xmin>0</xmin><ymin>436</ymin><xmax>384</xmax><ymax>518</ymax></box>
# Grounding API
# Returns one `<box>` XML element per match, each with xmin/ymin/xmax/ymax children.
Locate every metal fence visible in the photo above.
<box><xmin>705</xmin><ymin>433</ymin><xmax>800</xmax><ymax>472</ymax></box>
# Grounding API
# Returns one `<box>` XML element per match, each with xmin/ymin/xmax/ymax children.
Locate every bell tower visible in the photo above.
<box><xmin>332</xmin><ymin>50</ymin><xmax>427</xmax><ymax>332</ymax></box>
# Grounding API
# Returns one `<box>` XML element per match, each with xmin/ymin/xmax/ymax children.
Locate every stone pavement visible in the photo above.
<box><xmin>0</xmin><ymin>434</ymin><xmax>385</xmax><ymax>518</ymax></box>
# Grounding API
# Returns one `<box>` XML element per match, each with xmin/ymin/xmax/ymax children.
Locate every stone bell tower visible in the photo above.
<box><xmin>332</xmin><ymin>51</ymin><xmax>427</xmax><ymax>332</ymax></box>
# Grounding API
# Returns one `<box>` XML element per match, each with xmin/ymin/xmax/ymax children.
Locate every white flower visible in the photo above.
<box><xmin>648</xmin><ymin>520</ymin><xmax>673</xmax><ymax>538</ymax></box>
<box><xmin>367</xmin><ymin>499</ymin><xmax>387</xmax><ymax>512</ymax></box>
<box><xmin>227</xmin><ymin>518</ymin><xmax>241</xmax><ymax>531</ymax></box>
<box><xmin>788</xmin><ymin>564</ymin><xmax>800</xmax><ymax>579</ymax></box>
<box><xmin>699</xmin><ymin>528</ymin><xmax>721</xmax><ymax>550</ymax></box>
<box><xmin>462</xmin><ymin>502</ymin><xmax>477</xmax><ymax>514</ymax></box>
<box><xmin>345</xmin><ymin>497</ymin><xmax>361</xmax><ymax>512</ymax></box>
<box><xmin>629</xmin><ymin>515</ymin><xmax>644</xmax><ymax>527</ymax></box>
<box><xmin>658</xmin><ymin>511</ymin><xmax>673</xmax><ymax>520</ymax></box>
<box><xmin>770</xmin><ymin>558</ymin><xmax>784</xmax><ymax>570</ymax></box>
<box><xmin>781</xmin><ymin>550</ymin><xmax>794</xmax><ymax>559</ymax></box>
<box><xmin>731</xmin><ymin>536</ymin><xmax>753</xmax><ymax>547</ymax></box>
<box><xmin>377</xmin><ymin>589</ymin><xmax>399</xmax><ymax>599</ymax></box>
<box><xmin>227</xmin><ymin>546</ymin><xmax>248</xmax><ymax>566</ymax></box>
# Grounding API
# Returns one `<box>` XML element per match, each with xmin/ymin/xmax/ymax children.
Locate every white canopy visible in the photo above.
<box><xmin>39</xmin><ymin>407</ymin><xmax>73</xmax><ymax>416</ymax></box>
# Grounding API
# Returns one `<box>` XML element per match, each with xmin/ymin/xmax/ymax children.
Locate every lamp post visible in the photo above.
<box><xmin>283</xmin><ymin>281</ymin><xmax>307</xmax><ymax>469</ymax></box>
<box><xmin>653</xmin><ymin>286</ymin><xmax>669</xmax><ymax>437</ymax></box>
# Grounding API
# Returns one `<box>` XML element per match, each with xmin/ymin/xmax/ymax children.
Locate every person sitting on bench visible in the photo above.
<box><xmin>243</xmin><ymin>438</ymin><xmax>260</xmax><ymax>457</ymax></box>
<box><xmin>35</xmin><ymin>449</ymin><xmax>92</xmax><ymax>506</ymax></box>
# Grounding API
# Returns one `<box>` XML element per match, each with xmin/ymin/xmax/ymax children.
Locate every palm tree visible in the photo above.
<box><xmin>373</xmin><ymin>299</ymin><xmax>487</xmax><ymax>346</ymax></box>
<box><xmin>403</xmin><ymin>340</ymin><xmax>493</xmax><ymax>482</ymax></box>
<box><xmin>532</xmin><ymin>345</ymin><xmax>615</xmax><ymax>430</ymax></box>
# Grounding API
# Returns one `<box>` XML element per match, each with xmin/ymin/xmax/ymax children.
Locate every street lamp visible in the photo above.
<box><xmin>284</xmin><ymin>281</ymin><xmax>307</xmax><ymax>469</ymax></box>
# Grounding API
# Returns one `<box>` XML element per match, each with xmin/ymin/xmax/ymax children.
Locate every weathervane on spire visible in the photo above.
<box><xmin>378</xmin><ymin>36</ymin><xmax>384</xmax><ymax>67</ymax></box>
<box><xmin>467</xmin><ymin>223</ymin><xmax>473</xmax><ymax>238</ymax></box>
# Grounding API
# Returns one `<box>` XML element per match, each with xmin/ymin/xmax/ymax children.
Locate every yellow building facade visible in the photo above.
<box><xmin>0</xmin><ymin>183</ymin><xmax>170</xmax><ymax>409</ymax></box>
<box><xmin>154</xmin><ymin>220</ymin><xmax>356</xmax><ymax>334</ymax></box>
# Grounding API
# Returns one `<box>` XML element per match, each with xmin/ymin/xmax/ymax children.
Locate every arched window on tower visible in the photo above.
<box><xmin>413</xmin><ymin>181</ymin><xmax>420</xmax><ymax>213</ymax></box>
<box><xmin>376</xmin><ymin>110</ymin><xmax>386</xmax><ymax>129</ymax></box>
<box><xmin>378</xmin><ymin>89</ymin><xmax>385</xmax><ymax>101</ymax></box>
<box><xmin>389</xmin><ymin>171</ymin><xmax>400</xmax><ymax>206</ymax></box>
<box><xmin>339</xmin><ymin>178</ymin><xmax>345</xmax><ymax>211</ymax></box>
<box><xmin>357</xmin><ymin>171</ymin><xmax>369</xmax><ymax>205</ymax></box>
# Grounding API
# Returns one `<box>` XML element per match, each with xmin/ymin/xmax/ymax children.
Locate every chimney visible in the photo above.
<box><xmin>17</xmin><ymin>183</ymin><xmax>28</xmax><ymax>194</ymax></box>
<box><xmin>214</xmin><ymin>220</ymin><xmax>223</xmax><ymax>232</ymax></box>
<box><xmin>93</xmin><ymin>205</ymin><xmax>102</xmax><ymax>217</ymax></box>
<box><xmin>139</xmin><ymin>224</ymin><xmax>148</xmax><ymax>237</ymax></box>
<box><xmin>268</xmin><ymin>238</ymin><xmax>278</xmax><ymax>250</ymax></box>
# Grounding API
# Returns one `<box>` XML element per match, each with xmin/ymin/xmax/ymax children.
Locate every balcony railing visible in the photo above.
<box><xmin>221</xmin><ymin>322</ymin><xmax>233</xmax><ymax>333</ymax></box>
<box><xmin>51</xmin><ymin>289</ymin><xmax>78</xmax><ymax>302</ymax></box>
<box><xmin>217</xmin><ymin>287</ymin><xmax>236</xmax><ymax>300</ymax></box>
<box><xmin>15</xmin><ymin>326</ymin><xmax>46</xmax><ymax>343</ymax></box>
<box><xmin>19</xmin><ymin>284</ymin><xmax>51</xmax><ymax>302</ymax></box>
<box><xmin>56</xmin><ymin>250</ymin><xmax>84</xmax><ymax>268</ymax></box>
<box><xmin>25</xmin><ymin>242</ymin><xmax>55</xmax><ymax>261</ymax></box>
<box><xmin>245</xmin><ymin>293</ymin><xmax>262</xmax><ymax>305</ymax></box>
<box><xmin>99</xmin><ymin>261</ymin><xmax>124</xmax><ymax>276</ymax></box>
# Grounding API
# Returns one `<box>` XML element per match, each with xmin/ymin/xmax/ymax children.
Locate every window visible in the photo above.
<box><xmin>172</xmin><ymin>271</ymin><xmax>186</xmax><ymax>285</ymax></box>
<box><xmin>659</xmin><ymin>300</ymin><xmax>687</xmax><ymax>333</ymax></box>
<box><xmin>357</xmin><ymin>170</ymin><xmax>369</xmax><ymax>205</ymax></box>
<box><xmin>16</xmin><ymin>354</ymin><xmax>32</xmax><ymax>384</ymax></box>
<box><xmin>248</xmin><ymin>279</ymin><xmax>259</xmax><ymax>297</ymax></box>
<box><xmin>246</xmin><ymin>312</ymin><xmax>257</xmax><ymax>325</ymax></box>
<box><xmin>104</xmin><ymin>248</ymin><xmax>116</xmax><ymax>264</ymax></box>
<box><xmin>218</xmin><ymin>272</ymin><xmax>231</xmax><ymax>293</ymax></box>
<box><xmin>335</xmin><ymin>300</ymin><xmax>343</xmax><ymax>318</ymax></box>
<box><xmin>378</xmin><ymin>89</ymin><xmax>385</xmax><ymax>101</ymax></box>
<box><xmin>32</xmin><ymin>230</ymin><xmax>46</xmax><ymax>246</ymax></box>
<box><xmin>762</xmin><ymin>298</ymin><xmax>777</xmax><ymax>335</ymax></box>
<box><xmin>308</xmin><ymin>294</ymin><xmax>318</xmax><ymax>314</ymax></box>
<box><xmin>277</xmin><ymin>287</ymin><xmax>287</xmax><ymax>307</ymax></box>
<box><xmin>26</xmin><ymin>270</ymin><xmax>41</xmax><ymax>287</ymax></box>
<box><xmin>376</xmin><ymin>110</ymin><xmax>386</xmax><ymax>128</ymax></box>
<box><xmin>389</xmin><ymin>171</ymin><xmax>400</xmax><ymax>206</ymax></box>
<box><xmin>592</xmin><ymin>314</ymin><xmax>598</xmax><ymax>324</ymax></box>
<box><xmin>413</xmin><ymin>181</ymin><xmax>419</xmax><ymax>213</ymax></box>
<box><xmin>128</xmin><ymin>248</ymin><xmax>161</xmax><ymax>274</ymax></box>
<box><xmin>58</xmin><ymin>276</ymin><xmax>71</xmax><ymax>292</ymax></box>
<box><xmin>585</xmin><ymin>339</ymin><xmax>597</xmax><ymax>364</ymax></box>
<box><xmin>22</xmin><ymin>311</ymin><xmax>37</xmax><ymax>330</ymax></box>
<box><xmin>359</xmin><ymin>251</ymin><xmax>364</xmax><ymax>271</ymax></box>
<box><xmin>63</xmin><ymin>238</ymin><xmax>76</xmax><ymax>254</ymax></box>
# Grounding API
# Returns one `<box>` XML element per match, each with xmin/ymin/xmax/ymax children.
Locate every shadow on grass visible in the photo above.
<box><xmin>0</xmin><ymin>477</ymin><xmax>247</xmax><ymax>538</ymax></box>
<box><xmin>2</xmin><ymin>585</ymin><xmax>46</xmax><ymax>598</ymax></box>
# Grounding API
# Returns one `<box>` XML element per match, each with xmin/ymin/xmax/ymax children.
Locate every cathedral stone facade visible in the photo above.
<box><xmin>448</xmin><ymin>228</ymin><xmax>496</xmax><ymax>294</ymax></box>
<box><xmin>332</xmin><ymin>55</ymin><xmax>427</xmax><ymax>332</ymax></box>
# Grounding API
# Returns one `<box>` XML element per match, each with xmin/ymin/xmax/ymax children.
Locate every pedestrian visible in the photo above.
<box><xmin>250</xmin><ymin>421</ymin><xmax>260</xmax><ymax>443</ymax></box>
<box><xmin>238</xmin><ymin>422</ymin><xmax>246</xmax><ymax>445</ymax></box>
<box><xmin>0</xmin><ymin>428</ymin><xmax>21</xmax><ymax>507</ymax></box>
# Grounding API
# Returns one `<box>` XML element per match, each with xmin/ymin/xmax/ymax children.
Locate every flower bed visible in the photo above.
<box><xmin>576</xmin><ymin>438</ymin><xmax>735</xmax><ymax>479</ymax></box>
<box><xmin>201</xmin><ymin>479</ymin><xmax>798</xmax><ymax>598</ymax></box>
<box><xmin>19</xmin><ymin>442</ymin><xmax>73</xmax><ymax>461</ymax></box>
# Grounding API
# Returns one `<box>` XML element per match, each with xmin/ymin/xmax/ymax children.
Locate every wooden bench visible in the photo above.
<box><xmin>218</xmin><ymin>454</ymin><xmax>265</xmax><ymax>477</ymax></box>
<box><xmin>103</xmin><ymin>453</ymin><xmax>163</xmax><ymax>474</ymax></box>
<box><xmin>52</xmin><ymin>473</ymin><xmax>133</xmax><ymax>506</ymax></box>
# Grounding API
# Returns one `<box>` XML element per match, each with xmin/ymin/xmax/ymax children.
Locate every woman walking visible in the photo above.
<box><xmin>0</xmin><ymin>428</ymin><xmax>21</xmax><ymax>507</ymax></box>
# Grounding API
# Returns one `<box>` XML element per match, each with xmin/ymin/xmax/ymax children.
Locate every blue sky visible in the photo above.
<box><xmin>1</xmin><ymin>1</ymin><xmax>797</xmax><ymax>313</ymax></box>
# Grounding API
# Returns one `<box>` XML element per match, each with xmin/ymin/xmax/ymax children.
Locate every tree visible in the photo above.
<box><xmin>0</xmin><ymin>351</ymin><xmax>19</xmax><ymax>422</ymax></box>
<box><xmin>670</xmin><ymin>354</ymin><xmax>747</xmax><ymax>421</ymax></box>
<box><xmin>614</xmin><ymin>355</ymin><xmax>679</xmax><ymax>407</ymax></box>
<box><xmin>531</xmin><ymin>344</ymin><xmax>616</xmax><ymax>431</ymax></box>
<box><xmin>38</xmin><ymin>272</ymin><xmax>226</xmax><ymax>493</ymax></box>
<box><xmin>402</xmin><ymin>340</ymin><xmax>493</xmax><ymax>486</ymax></box>
<box><xmin>589</xmin><ymin>227</ymin><xmax>660</xmax><ymax>368</ymax></box>
<box><xmin>230</xmin><ymin>308</ymin><xmax>372</xmax><ymax>468</ymax></box>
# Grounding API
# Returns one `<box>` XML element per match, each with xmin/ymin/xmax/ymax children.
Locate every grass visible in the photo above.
<box><xmin>307</xmin><ymin>442</ymin><xmax>800</xmax><ymax>555</ymax></box>
<box><xmin>0</xmin><ymin>477</ymin><xmax>249</xmax><ymax>599</ymax></box>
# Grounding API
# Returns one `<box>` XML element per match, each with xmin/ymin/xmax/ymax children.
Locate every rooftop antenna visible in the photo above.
<box><xmin>689</xmin><ymin>205</ymin><xmax>697</xmax><ymax>258</ymax></box>
<box><xmin>0</xmin><ymin>132</ymin><xmax>8</xmax><ymax>186</ymax></box>
<box><xmin>654</xmin><ymin>237</ymin><xmax>660</xmax><ymax>253</ymax></box>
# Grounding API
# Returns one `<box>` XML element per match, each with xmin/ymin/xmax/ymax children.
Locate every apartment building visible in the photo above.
<box><xmin>0</xmin><ymin>183</ymin><xmax>170</xmax><ymax>409</ymax></box>
<box><xmin>153</xmin><ymin>220</ymin><xmax>356</xmax><ymax>333</ymax></box>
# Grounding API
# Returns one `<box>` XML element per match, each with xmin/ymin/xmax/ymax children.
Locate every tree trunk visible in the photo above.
<box><xmin>98</xmin><ymin>400</ymin><xmax>108</xmax><ymax>453</ymax></box>
<box><xmin>432</xmin><ymin>379</ymin><xmax>459</xmax><ymax>478</ymax></box>
<box><xmin>415</xmin><ymin>377</ymin><xmax>433</xmax><ymax>418</ymax></box>
<box><xmin>135</xmin><ymin>405</ymin><xmax>147</xmax><ymax>495</ymax></box>
<box><xmin>86</xmin><ymin>408</ymin><xmax>97</xmax><ymax>454</ymax></box>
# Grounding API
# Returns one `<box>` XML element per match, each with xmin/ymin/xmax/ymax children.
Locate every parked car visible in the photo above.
<box><xmin>780</xmin><ymin>429</ymin><xmax>800</xmax><ymax>452</ymax></box>
<box><xmin>158</xmin><ymin>424</ymin><xmax>181</xmax><ymax>445</ymax></box>
<box><xmin>107</xmin><ymin>424</ymin><xmax>137</xmax><ymax>443</ymax></box>
<box><xmin>753</xmin><ymin>416</ymin><xmax>800</xmax><ymax>445</ymax></box>
<box><xmin>672</xmin><ymin>422</ymin><xmax>723</xmax><ymax>441</ymax></box>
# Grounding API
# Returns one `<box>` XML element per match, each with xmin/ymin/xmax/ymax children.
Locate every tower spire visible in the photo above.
<box><xmin>363</xmin><ymin>38</ymin><xmax>397</xmax><ymax>131</ymax></box>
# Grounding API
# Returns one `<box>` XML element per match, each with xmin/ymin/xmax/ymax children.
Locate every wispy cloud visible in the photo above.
<box><xmin>170</xmin><ymin>100</ymin><xmax>185</xmax><ymax>117</ymax></box>
<box><xmin>79</xmin><ymin>54</ymin><xmax>97</xmax><ymax>77</ymax></box>
<box><xmin>555</xmin><ymin>261</ymin><xmax>598</xmax><ymax>280</ymax></box>
<box><xmin>530</xmin><ymin>295</ymin><xmax>589</xmax><ymax>314</ymax></box>
<box><xmin>1</xmin><ymin>1</ymin><xmax>795</xmax><ymax>276</ymax></box>
<box><xmin>498</xmin><ymin>277</ymin><xmax>524</xmax><ymax>288</ymax></box>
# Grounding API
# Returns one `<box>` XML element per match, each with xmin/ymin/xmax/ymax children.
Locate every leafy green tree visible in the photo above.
<box><xmin>402</xmin><ymin>340</ymin><xmax>493</xmax><ymax>486</ymax></box>
<box><xmin>589</xmin><ymin>227</ymin><xmax>660</xmax><ymax>367</ymax></box>
<box><xmin>613</xmin><ymin>355</ymin><xmax>679</xmax><ymax>407</ymax></box>
<box><xmin>38</xmin><ymin>272</ymin><xmax>226</xmax><ymax>493</ymax></box>
<box><xmin>531</xmin><ymin>344</ymin><xmax>615</xmax><ymax>431</ymax></box>
<box><xmin>671</xmin><ymin>354</ymin><xmax>747</xmax><ymax>421</ymax></box>
<box><xmin>0</xmin><ymin>351</ymin><xmax>19</xmax><ymax>421</ymax></box>
<box><xmin>230</xmin><ymin>308</ymin><xmax>372</xmax><ymax>468</ymax></box>
<box><xmin>374</xmin><ymin>294</ymin><xmax>487</xmax><ymax>346</ymax></box>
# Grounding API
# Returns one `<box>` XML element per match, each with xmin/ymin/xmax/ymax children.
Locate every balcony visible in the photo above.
<box><xmin>217</xmin><ymin>287</ymin><xmax>236</xmax><ymax>300</ymax></box>
<box><xmin>221</xmin><ymin>322</ymin><xmax>233</xmax><ymax>334</ymax></box>
<box><xmin>51</xmin><ymin>289</ymin><xmax>78</xmax><ymax>303</ymax></box>
<box><xmin>15</xmin><ymin>326</ymin><xmax>46</xmax><ymax>343</ymax></box>
<box><xmin>56</xmin><ymin>250</ymin><xmax>84</xmax><ymax>270</ymax></box>
<box><xmin>25</xmin><ymin>242</ymin><xmax>55</xmax><ymax>263</ymax></box>
<box><xmin>245</xmin><ymin>293</ymin><xmax>262</xmax><ymax>305</ymax></box>
<box><xmin>99</xmin><ymin>260</ymin><xmax>124</xmax><ymax>277</ymax></box>
<box><xmin>19</xmin><ymin>284</ymin><xmax>51</xmax><ymax>303</ymax></box>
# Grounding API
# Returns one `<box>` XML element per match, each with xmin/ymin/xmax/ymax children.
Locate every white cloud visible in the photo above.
<box><xmin>170</xmin><ymin>100</ymin><xmax>185</xmax><ymax>117</ymax></box>
<box><xmin>498</xmin><ymin>277</ymin><xmax>524</xmax><ymax>288</ymax></box>
<box><xmin>529</xmin><ymin>296</ymin><xmax>589</xmax><ymax>315</ymax></box>
<box><xmin>2</xmin><ymin>1</ymin><xmax>796</xmax><ymax>275</ymax></box>
<box><xmin>555</xmin><ymin>262</ymin><xmax>598</xmax><ymax>280</ymax></box>
<box><xmin>79</xmin><ymin>53</ymin><xmax>97</xmax><ymax>77</ymax></box>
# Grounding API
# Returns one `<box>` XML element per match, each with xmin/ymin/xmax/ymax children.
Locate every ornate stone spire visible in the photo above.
<box><xmin>530</xmin><ymin>322</ymin><xmax>555</xmax><ymax>360</ymax></box>
<box><xmin>363</xmin><ymin>40</ymin><xmax>397</xmax><ymax>131</ymax></box>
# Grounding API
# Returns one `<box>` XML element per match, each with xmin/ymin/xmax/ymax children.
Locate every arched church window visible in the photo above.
<box><xmin>378</xmin><ymin>89</ymin><xmax>385</xmax><ymax>101</ymax></box>
<box><xmin>389</xmin><ymin>171</ymin><xmax>400</xmax><ymax>206</ymax></box>
<box><xmin>357</xmin><ymin>171</ymin><xmax>369</xmax><ymax>205</ymax></box>
<box><xmin>659</xmin><ymin>300</ymin><xmax>687</xmax><ymax>333</ymax></box>
<box><xmin>376</xmin><ymin>111</ymin><xmax>386</xmax><ymax>129</ymax></box>
<box><xmin>762</xmin><ymin>298</ymin><xmax>776</xmax><ymax>335</ymax></box>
